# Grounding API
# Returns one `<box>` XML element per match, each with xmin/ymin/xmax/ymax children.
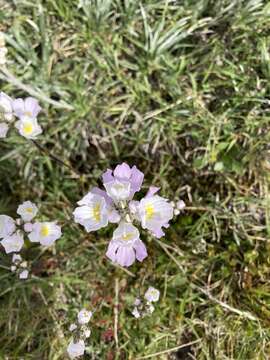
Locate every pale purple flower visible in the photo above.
<box><xmin>132</xmin><ymin>307</ymin><xmax>141</xmax><ymax>318</ymax></box>
<box><xmin>0</xmin><ymin>214</ymin><xmax>15</xmax><ymax>238</ymax></box>
<box><xmin>17</xmin><ymin>201</ymin><xmax>38</xmax><ymax>222</ymax></box>
<box><xmin>19</xmin><ymin>269</ymin><xmax>29</xmax><ymax>279</ymax></box>
<box><xmin>28</xmin><ymin>221</ymin><xmax>62</xmax><ymax>246</ymax></box>
<box><xmin>144</xmin><ymin>287</ymin><xmax>160</xmax><ymax>303</ymax></box>
<box><xmin>12</xmin><ymin>97</ymin><xmax>41</xmax><ymax>120</ymax></box>
<box><xmin>106</xmin><ymin>222</ymin><xmax>147</xmax><ymax>267</ymax></box>
<box><xmin>176</xmin><ymin>200</ymin><xmax>186</xmax><ymax>210</ymax></box>
<box><xmin>102</xmin><ymin>163</ymin><xmax>144</xmax><ymax>202</ymax></box>
<box><xmin>67</xmin><ymin>339</ymin><xmax>85</xmax><ymax>359</ymax></box>
<box><xmin>12</xmin><ymin>253</ymin><xmax>22</xmax><ymax>263</ymax></box>
<box><xmin>1</xmin><ymin>231</ymin><xmax>24</xmax><ymax>253</ymax></box>
<box><xmin>137</xmin><ymin>189</ymin><xmax>173</xmax><ymax>238</ymax></box>
<box><xmin>73</xmin><ymin>192</ymin><xmax>109</xmax><ymax>232</ymax></box>
<box><xmin>0</xmin><ymin>92</ymin><xmax>13</xmax><ymax>121</ymax></box>
<box><xmin>77</xmin><ymin>309</ymin><xmax>92</xmax><ymax>324</ymax></box>
<box><xmin>15</xmin><ymin>117</ymin><xmax>42</xmax><ymax>139</ymax></box>
<box><xmin>24</xmin><ymin>222</ymin><xmax>33</xmax><ymax>232</ymax></box>
<box><xmin>69</xmin><ymin>324</ymin><xmax>77</xmax><ymax>332</ymax></box>
<box><xmin>0</xmin><ymin>122</ymin><xmax>9</xmax><ymax>138</ymax></box>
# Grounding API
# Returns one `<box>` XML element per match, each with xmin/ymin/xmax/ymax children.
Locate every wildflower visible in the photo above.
<box><xmin>73</xmin><ymin>192</ymin><xmax>109</xmax><ymax>232</ymax></box>
<box><xmin>83</xmin><ymin>328</ymin><xmax>91</xmax><ymax>338</ymax></box>
<box><xmin>0</xmin><ymin>92</ymin><xmax>13</xmax><ymax>122</ymax></box>
<box><xmin>0</xmin><ymin>122</ymin><xmax>9</xmax><ymax>138</ymax></box>
<box><xmin>19</xmin><ymin>269</ymin><xmax>29</xmax><ymax>279</ymax></box>
<box><xmin>67</xmin><ymin>339</ymin><xmax>85</xmax><ymax>359</ymax></box>
<box><xmin>28</xmin><ymin>221</ymin><xmax>62</xmax><ymax>246</ymax></box>
<box><xmin>137</xmin><ymin>189</ymin><xmax>173</xmax><ymax>238</ymax></box>
<box><xmin>176</xmin><ymin>200</ymin><xmax>186</xmax><ymax>210</ymax></box>
<box><xmin>12</xmin><ymin>97</ymin><xmax>41</xmax><ymax>120</ymax></box>
<box><xmin>131</xmin><ymin>307</ymin><xmax>141</xmax><ymax>318</ymax></box>
<box><xmin>17</xmin><ymin>201</ymin><xmax>38</xmax><ymax>221</ymax></box>
<box><xmin>24</xmin><ymin>222</ymin><xmax>33</xmax><ymax>232</ymax></box>
<box><xmin>12</xmin><ymin>253</ymin><xmax>22</xmax><ymax>263</ymax></box>
<box><xmin>69</xmin><ymin>324</ymin><xmax>78</xmax><ymax>332</ymax></box>
<box><xmin>102</xmin><ymin>163</ymin><xmax>144</xmax><ymax>202</ymax></box>
<box><xmin>144</xmin><ymin>287</ymin><xmax>160</xmax><ymax>303</ymax></box>
<box><xmin>77</xmin><ymin>309</ymin><xmax>92</xmax><ymax>325</ymax></box>
<box><xmin>1</xmin><ymin>231</ymin><xmax>24</xmax><ymax>253</ymax></box>
<box><xmin>0</xmin><ymin>215</ymin><xmax>15</xmax><ymax>238</ymax></box>
<box><xmin>15</xmin><ymin>117</ymin><xmax>42</xmax><ymax>139</ymax></box>
<box><xmin>106</xmin><ymin>222</ymin><xmax>147</xmax><ymax>267</ymax></box>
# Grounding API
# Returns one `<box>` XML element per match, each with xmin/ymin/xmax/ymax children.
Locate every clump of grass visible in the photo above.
<box><xmin>1</xmin><ymin>0</ymin><xmax>270</xmax><ymax>358</ymax></box>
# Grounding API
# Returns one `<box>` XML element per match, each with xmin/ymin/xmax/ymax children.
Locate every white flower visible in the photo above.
<box><xmin>176</xmin><ymin>200</ymin><xmax>186</xmax><ymax>210</ymax></box>
<box><xmin>0</xmin><ymin>122</ymin><xmax>9</xmax><ymax>138</ymax></box>
<box><xmin>138</xmin><ymin>195</ymin><xmax>173</xmax><ymax>238</ymax></box>
<box><xmin>0</xmin><ymin>47</ymin><xmax>7</xmax><ymax>65</ymax></box>
<box><xmin>131</xmin><ymin>307</ymin><xmax>141</xmax><ymax>318</ymax></box>
<box><xmin>1</xmin><ymin>231</ymin><xmax>24</xmax><ymax>254</ymax></box>
<box><xmin>77</xmin><ymin>309</ymin><xmax>92</xmax><ymax>324</ymax></box>
<box><xmin>24</xmin><ymin>222</ymin><xmax>33</xmax><ymax>232</ymax></box>
<box><xmin>15</xmin><ymin>117</ymin><xmax>42</xmax><ymax>139</ymax></box>
<box><xmin>146</xmin><ymin>303</ymin><xmax>155</xmax><ymax>314</ymax></box>
<box><xmin>0</xmin><ymin>215</ymin><xmax>15</xmax><ymax>238</ymax></box>
<box><xmin>134</xmin><ymin>298</ymin><xmax>141</xmax><ymax>306</ymax></box>
<box><xmin>144</xmin><ymin>287</ymin><xmax>160</xmax><ymax>303</ymax></box>
<box><xmin>69</xmin><ymin>324</ymin><xmax>77</xmax><ymax>332</ymax></box>
<box><xmin>12</xmin><ymin>97</ymin><xmax>41</xmax><ymax>120</ymax></box>
<box><xmin>11</xmin><ymin>265</ymin><xmax>17</xmax><ymax>272</ymax></box>
<box><xmin>83</xmin><ymin>328</ymin><xmax>91</xmax><ymax>338</ymax></box>
<box><xmin>103</xmin><ymin>179</ymin><xmax>131</xmax><ymax>202</ymax></box>
<box><xmin>174</xmin><ymin>209</ymin><xmax>180</xmax><ymax>216</ymax></box>
<box><xmin>17</xmin><ymin>201</ymin><xmax>38</xmax><ymax>221</ymax></box>
<box><xmin>19</xmin><ymin>269</ymin><xmax>29</xmax><ymax>279</ymax></box>
<box><xmin>73</xmin><ymin>192</ymin><xmax>109</xmax><ymax>232</ymax></box>
<box><xmin>67</xmin><ymin>339</ymin><xmax>85</xmax><ymax>359</ymax></box>
<box><xmin>12</xmin><ymin>253</ymin><xmax>22</xmax><ymax>263</ymax></box>
<box><xmin>0</xmin><ymin>92</ymin><xmax>13</xmax><ymax>122</ymax></box>
<box><xmin>28</xmin><ymin>221</ymin><xmax>62</xmax><ymax>246</ymax></box>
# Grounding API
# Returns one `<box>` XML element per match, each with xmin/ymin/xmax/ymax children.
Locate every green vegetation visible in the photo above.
<box><xmin>1</xmin><ymin>0</ymin><xmax>270</xmax><ymax>358</ymax></box>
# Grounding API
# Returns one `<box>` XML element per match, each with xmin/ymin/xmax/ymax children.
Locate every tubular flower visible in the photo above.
<box><xmin>17</xmin><ymin>201</ymin><xmax>38</xmax><ymax>222</ymax></box>
<box><xmin>1</xmin><ymin>231</ymin><xmax>24</xmax><ymax>253</ymax></box>
<box><xmin>0</xmin><ymin>215</ymin><xmax>15</xmax><ymax>238</ymax></box>
<box><xmin>106</xmin><ymin>222</ymin><xmax>147</xmax><ymax>267</ymax></box>
<box><xmin>12</xmin><ymin>97</ymin><xmax>41</xmax><ymax>120</ymax></box>
<box><xmin>28</xmin><ymin>221</ymin><xmax>62</xmax><ymax>246</ymax></box>
<box><xmin>73</xmin><ymin>192</ymin><xmax>109</xmax><ymax>232</ymax></box>
<box><xmin>15</xmin><ymin>117</ymin><xmax>42</xmax><ymax>139</ymax></box>
<box><xmin>102</xmin><ymin>163</ymin><xmax>144</xmax><ymax>202</ymax></box>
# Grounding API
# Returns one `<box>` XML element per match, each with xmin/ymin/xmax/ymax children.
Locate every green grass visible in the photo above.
<box><xmin>1</xmin><ymin>0</ymin><xmax>270</xmax><ymax>358</ymax></box>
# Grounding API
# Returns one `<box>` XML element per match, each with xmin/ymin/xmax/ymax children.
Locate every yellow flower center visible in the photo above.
<box><xmin>145</xmin><ymin>204</ymin><xmax>154</xmax><ymax>220</ymax></box>
<box><xmin>23</xmin><ymin>122</ymin><xmax>33</xmax><ymax>135</ymax></box>
<box><xmin>93</xmin><ymin>203</ymin><xmax>101</xmax><ymax>222</ymax></box>
<box><xmin>40</xmin><ymin>224</ymin><xmax>50</xmax><ymax>237</ymax></box>
<box><xmin>122</xmin><ymin>232</ymin><xmax>133</xmax><ymax>241</ymax></box>
<box><xmin>26</xmin><ymin>207</ymin><xmax>33</xmax><ymax>213</ymax></box>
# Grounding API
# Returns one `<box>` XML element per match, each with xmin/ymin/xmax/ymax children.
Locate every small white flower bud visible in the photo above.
<box><xmin>176</xmin><ymin>200</ymin><xmax>186</xmax><ymax>210</ymax></box>
<box><xmin>19</xmin><ymin>269</ymin><xmax>29</xmax><ymax>279</ymax></box>
<box><xmin>10</xmin><ymin>265</ymin><xmax>17</xmax><ymax>272</ymax></box>
<box><xmin>174</xmin><ymin>209</ymin><xmax>180</xmax><ymax>216</ymax></box>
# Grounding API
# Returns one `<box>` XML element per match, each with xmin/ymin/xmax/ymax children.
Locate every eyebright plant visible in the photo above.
<box><xmin>131</xmin><ymin>286</ymin><xmax>160</xmax><ymax>319</ymax></box>
<box><xmin>67</xmin><ymin>309</ymin><xmax>92</xmax><ymax>359</ymax></box>
<box><xmin>73</xmin><ymin>163</ymin><xmax>177</xmax><ymax>267</ymax></box>
<box><xmin>0</xmin><ymin>200</ymin><xmax>62</xmax><ymax>278</ymax></box>
<box><xmin>0</xmin><ymin>91</ymin><xmax>42</xmax><ymax>139</ymax></box>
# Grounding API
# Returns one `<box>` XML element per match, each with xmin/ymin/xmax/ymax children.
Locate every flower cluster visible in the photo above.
<box><xmin>67</xmin><ymin>309</ymin><xmax>92</xmax><ymax>359</ymax></box>
<box><xmin>0</xmin><ymin>32</ymin><xmax>7</xmax><ymax>66</ymax></box>
<box><xmin>10</xmin><ymin>254</ymin><xmax>29</xmax><ymax>279</ymax></box>
<box><xmin>0</xmin><ymin>92</ymin><xmax>42</xmax><ymax>139</ymax></box>
<box><xmin>0</xmin><ymin>201</ymin><xmax>62</xmax><ymax>278</ymax></box>
<box><xmin>131</xmin><ymin>286</ymin><xmax>160</xmax><ymax>318</ymax></box>
<box><xmin>73</xmin><ymin>163</ymin><xmax>175</xmax><ymax>267</ymax></box>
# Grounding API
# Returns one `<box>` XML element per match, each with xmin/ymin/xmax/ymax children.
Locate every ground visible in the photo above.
<box><xmin>0</xmin><ymin>0</ymin><xmax>270</xmax><ymax>359</ymax></box>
